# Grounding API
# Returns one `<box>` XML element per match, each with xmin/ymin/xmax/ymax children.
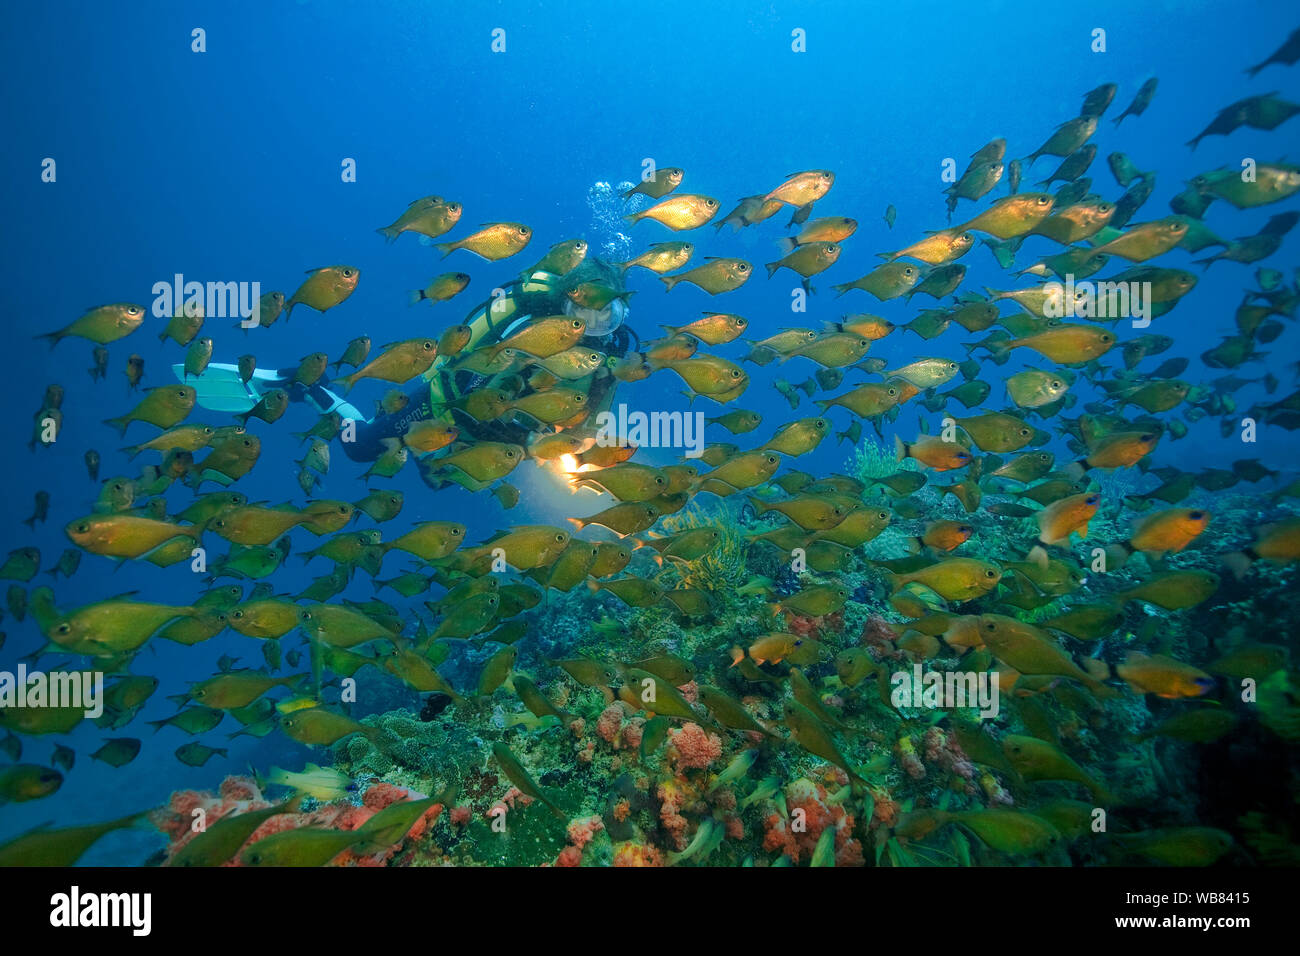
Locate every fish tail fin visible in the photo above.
<box><xmin>1222</xmin><ymin>550</ymin><xmax>1253</xmax><ymax>580</ymax></box>
<box><xmin>35</xmin><ymin>331</ymin><xmax>63</xmax><ymax>349</ymax></box>
<box><xmin>894</xmin><ymin>434</ymin><xmax>908</xmax><ymax>462</ymax></box>
<box><xmin>408</xmin><ymin>289</ymin><xmax>426</xmax><ymax>306</ymax></box>
<box><xmin>659</xmin><ymin>275</ymin><xmax>679</xmax><ymax>292</ymax></box>
<box><xmin>103</xmin><ymin>416</ymin><xmax>129</xmax><ymax>437</ymax></box>
<box><xmin>434</xmin><ymin>242</ymin><xmax>454</xmax><ymax>258</ymax></box>
<box><xmin>1027</xmin><ymin>542</ymin><xmax>1050</xmax><ymax>569</ymax></box>
<box><xmin>764</xmin><ymin>261</ymin><xmax>781</xmax><ymax>279</ymax></box>
<box><xmin>1105</xmin><ymin>541</ymin><xmax>1133</xmax><ymax>569</ymax></box>
<box><xmin>1063</xmin><ymin>459</ymin><xmax>1087</xmax><ymax>481</ymax></box>
<box><xmin>903</xmin><ymin>536</ymin><xmax>923</xmax><ymax>555</ymax></box>
<box><xmin>376</xmin><ymin>225</ymin><xmax>400</xmax><ymax>243</ymax></box>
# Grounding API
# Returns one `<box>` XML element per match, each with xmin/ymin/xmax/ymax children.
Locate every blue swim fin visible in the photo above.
<box><xmin>174</xmin><ymin>363</ymin><xmax>370</xmax><ymax>422</ymax></box>
<box><xmin>174</xmin><ymin>363</ymin><xmax>262</xmax><ymax>413</ymax></box>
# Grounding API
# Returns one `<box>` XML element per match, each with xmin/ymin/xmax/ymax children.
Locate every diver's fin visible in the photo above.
<box><xmin>174</xmin><ymin>363</ymin><xmax>262</xmax><ymax>413</ymax></box>
<box><xmin>178</xmin><ymin>363</ymin><xmax>369</xmax><ymax>423</ymax></box>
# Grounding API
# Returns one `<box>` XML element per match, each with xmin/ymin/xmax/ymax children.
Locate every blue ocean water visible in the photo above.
<box><xmin>0</xmin><ymin>0</ymin><xmax>1296</xmax><ymax>864</ymax></box>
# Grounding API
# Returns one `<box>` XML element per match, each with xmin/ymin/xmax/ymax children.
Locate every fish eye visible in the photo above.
<box><xmin>75</xmin><ymin>522</ymin><xmax>89</xmax><ymax>532</ymax></box>
<box><xmin>878</xmin><ymin>511</ymin><xmax>888</xmax><ymax>520</ymax></box>
<box><xmin>1189</xmin><ymin>510</ymin><xmax>1204</xmax><ymax>520</ymax></box>
<box><xmin>1038</xmin><ymin>196</ymin><xmax>1051</xmax><ymax>204</ymax></box>
<box><xmin>518</xmin><ymin>226</ymin><xmax>529</xmax><ymax>235</ymax></box>
<box><xmin>452</xmin><ymin>527</ymin><xmax>463</xmax><ymax>536</ymax></box>
<box><xmin>985</xmin><ymin>569</ymin><xmax>997</xmax><ymax>577</ymax></box>
<box><xmin>905</xmin><ymin>268</ymin><xmax>915</xmax><ymax>276</ymax></box>
<box><xmin>555</xmin><ymin>533</ymin><xmax>565</xmax><ymax>542</ymax></box>
<box><xmin>342</xmin><ymin>269</ymin><xmax>355</xmax><ymax>277</ymax></box>
<box><xmin>1051</xmin><ymin>381</ymin><xmax>1062</xmax><ymax>389</ymax></box>
<box><xmin>56</xmin><ymin>622</ymin><xmax>71</xmax><ymax>635</ymax></box>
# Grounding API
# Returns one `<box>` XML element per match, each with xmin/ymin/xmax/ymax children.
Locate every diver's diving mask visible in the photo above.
<box><xmin>564</xmin><ymin>296</ymin><xmax>627</xmax><ymax>338</ymax></box>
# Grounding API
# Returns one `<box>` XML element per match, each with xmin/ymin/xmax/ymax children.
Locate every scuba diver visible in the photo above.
<box><xmin>178</xmin><ymin>254</ymin><xmax>640</xmax><ymax>489</ymax></box>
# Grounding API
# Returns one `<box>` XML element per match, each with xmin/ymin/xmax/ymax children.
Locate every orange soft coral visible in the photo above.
<box><xmin>613</xmin><ymin>841</ymin><xmax>664</xmax><ymax>867</ymax></box>
<box><xmin>657</xmin><ymin>781</ymin><xmax>690</xmax><ymax>850</ymax></box>
<box><xmin>667</xmin><ymin>722</ymin><xmax>722</xmax><ymax>771</ymax></box>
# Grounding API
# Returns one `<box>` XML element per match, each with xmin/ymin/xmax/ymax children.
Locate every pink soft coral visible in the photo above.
<box><xmin>667</xmin><ymin>722</ymin><xmax>722</xmax><ymax>771</ymax></box>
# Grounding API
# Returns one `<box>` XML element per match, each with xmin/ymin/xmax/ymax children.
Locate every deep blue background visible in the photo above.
<box><xmin>0</xmin><ymin>0</ymin><xmax>1297</xmax><ymax>862</ymax></box>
